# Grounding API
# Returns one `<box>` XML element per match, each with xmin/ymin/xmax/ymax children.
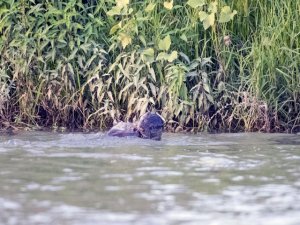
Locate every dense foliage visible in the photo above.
<box><xmin>0</xmin><ymin>0</ymin><xmax>299</xmax><ymax>132</ymax></box>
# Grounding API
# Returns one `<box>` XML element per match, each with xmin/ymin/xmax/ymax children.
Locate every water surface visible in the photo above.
<box><xmin>0</xmin><ymin>132</ymin><xmax>300</xmax><ymax>225</ymax></box>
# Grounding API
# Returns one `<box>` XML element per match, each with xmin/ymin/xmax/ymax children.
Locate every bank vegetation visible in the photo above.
<box><xmin>0</xmin><ymin>0</ymin><xmax>299</xmax><ymax>133</ymax></box>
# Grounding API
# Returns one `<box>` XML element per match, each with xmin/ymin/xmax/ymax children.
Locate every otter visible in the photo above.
<box><xmin>107</xmin><ymin>112</ymin><xmax>164</xmax><ymax>141</ymax></box>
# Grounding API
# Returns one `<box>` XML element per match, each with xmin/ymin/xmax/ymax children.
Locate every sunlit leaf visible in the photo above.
<box><xmin>163</xmin><ymin>0</ymin><xmax>173</xmax><ymax>10</ymax></box>
<box><xmin>203</xmin><ymin>13</ymin><xmax>215</xmax><ymax>30</ymax></box>
<box><xmin>180</xmin><ymin>33</ymin><xmax>188</xmax><ymax>42</ymax></box>
<box><xmin>107</xmin><ymin>6</ymin><xmax>121</xmax><ymax>16</ymax></box>
<box><xmin>109</xmin><ymin>22</ymin><xmax>122</xmax><ymax>35</ymax></box>
<box><xmin>198</xmin><ymin>11</ymin><xmax>208</xmax><ymax>21</ymax></box>
<box><xmin>128</xmin><ymin>8</ymin><xmax>133</xmax><ymax>14</ymax></box>
<box><xmin>167</xmin><ymin>51</ymin><xmax>178</xmax><ymax>62</ymax></box>
<box><xmin>158</xmin><ymin>35</ymin><xmax>171</xmax><ymax>51</ymax></box>
<box><xmin>156</xmin><ymin>51</ymin><xmax>178</xmax><ymax>62</ymax></box>
<box><xmin>208</xmin><ymin>1</ymin><xmax>218</xmax><ymax>13</ymax></box>
<box><xmin>141</xmin><ymin>48</ymin><xmax>154</xmax><ymax>63</ymax></box>
<box><xmin>156</xmin><ymin>52</ymin><xmax>168</xmax><ymax>61</ymax></box>
<box><xmin>145</xmin><ymin>3</ymin><xmax>156</xmax><ymax>12</ymax></box>
<box><xmin>116</xmin><ymin>0</ymin><xmax>129</xmax><ymax>8</ymax></box>
<box><xmin>142</xmin><ymin>48</ymin><xmax>154</xmax><ymax>56</ymax></box>
<box><xmin>118</xmin><ymin>33</ymin><xmax>132</xmax><ymax>48</ymax></box>
<box><xmin>187</xmin><ymin>0</ymin><xmax>206</xmax><ymax>9</ymax></box>
<box><xmin>219</xmin><ymin>6</ymin><xmax>237</xmax><ymax>23</ymax></box>
<box><xmin>136</xmin><ymin>11</ymin><xmax>147</xmax><ymax>22</ymax></box>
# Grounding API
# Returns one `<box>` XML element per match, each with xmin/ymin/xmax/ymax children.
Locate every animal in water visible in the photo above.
<box><xmin>107</xmin><ymin>112</ymin><xmax>164</xmax><ymax>141</ymax></box>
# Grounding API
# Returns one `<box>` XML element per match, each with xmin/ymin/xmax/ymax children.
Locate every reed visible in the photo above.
<box><xmin>0</xmin><ymin>0</ymin><xmax>299</xmax><ymax>132</ymax></box>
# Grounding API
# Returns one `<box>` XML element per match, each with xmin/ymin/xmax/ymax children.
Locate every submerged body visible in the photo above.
<box><xmin>107</xmin><ymin>112</ymin><xmax>164</xmax><ymax>141</ymax></box>
<box><xmin>107</xmin><ymin>122</ymin><xmax>139</xmax><ymax>137</ymax></box>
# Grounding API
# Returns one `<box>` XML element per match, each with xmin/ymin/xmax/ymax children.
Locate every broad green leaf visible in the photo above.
<box><xmin>187</xmin><ymin>0</ymin><xmax>206</xmax><ymax>9</ymax></box>
<box><xmin>203</xmin><ymin>13</ymin><xmax>215</xmax><ymax>30</ymax></box>
<box><xmin>199</xmin><ymin>11</ymin><xmax>208</xmax><ymax>21</ymax></box>
<box><xmin>142</xmin><ymin>48</ymin><xmax>154</xmax><ymax>56</ymax></box>
<box><xmin>109</xmin><ymin>22</ymin><xmax>121</xmax><ymax>35</ymax></box>
<box><xmin>208</xmin><ymin>1</ymin><xmax>218</xmax><ymax>13</ymax></box>
<box><xmin>156</xmin><ymin>51</ymin><xmax>178</xmax><ymax>62</ymax></box>
<box><xmin>156</xmin><ymin>52</ymin><xmax>168</xmax><ymax>61</ymax></box>
<box><xmin>107</xmin><ymin>6</ymin><xmax>121</xmax><ymax>16</ymax></box>
<box><xmin>219</xmin><ymin>6</ymin><xmax>237</xmax><ymax>23</ymax></box>
<box><xmin>167</xmin><ymin>51</ymin><xmax>178</xmax><ymax>62</ymax></box>
<box><xmin>180</xmin><ymin>33</ymin><xmax>188</xmax><ymax>42</ymax></box>
<box><xmin>118</xmin><ymin>33</ymin><xmax>132</xmax><ymax>48</ymax></box>
<box><xmin>145</xmin><ymin>3</ymin><xmax>156</xmax><ymax>12</ymax></box>
<box><xmin>141</xmin><ymin>48</ymin><xmax>155</xmax><ymax>63</ymax></box>
<box><xmin>164</xmin><ymin>0</ymin><xmax>173</xmax><ymax>10</ymax></box>
<box><xmin>116</xmin><ymin>0</ymin><xmax>129</xmax><ymax>8</ymax></box>
<box><xmin>158</xmin><ymin>35</ymin><xmax>171</xmax><ymax>51</ymax></box>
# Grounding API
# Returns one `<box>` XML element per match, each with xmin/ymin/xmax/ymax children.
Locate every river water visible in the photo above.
<box><xmin>0</xmin><ymin>132</ymin><xmax>300</xmax><ymax>225</ymax></box>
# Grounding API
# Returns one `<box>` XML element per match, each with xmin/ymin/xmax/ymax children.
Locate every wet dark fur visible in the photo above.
<box><xmin>107</xmin><ymin>112</ymin><xmax>164</xmax><ymax>140</ymax></box>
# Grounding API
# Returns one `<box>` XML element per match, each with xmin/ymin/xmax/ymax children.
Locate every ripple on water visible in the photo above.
<box><xmin>34</xmin><ymin>152</ymin><xmax>153</xmax><ymax>161</ymax></box>
<box><xmin>136</xmin><ymin>166</ymin><xmax>183</xmax><ymax>177</ymax></box>
<box><xmin>190</xmin><ymin>184</ymin><xmax>300</xmax><ymax>214</ymax></box>
<box><xmin>180</xmin><ymin>153</ymin><xmax>263</xmax><ymax>172</ymax></box>
<box><xmin>0</xmin><ymin>132</ymin><xmax>300</xmax><ymax>225</ymax></box>
<box><xmin>0</xmin><ymin>132</ymin><xmax>239</xmax><ymax>154</ymax></box>
<box><xmin>21</xmin><ymin>183</ymin><xmax>65</xmax><ymax>192</ymax></box>
<box><xmin>0</xmin><ymin>198</ymin><xmax>21</xmax><ymax>210</ymax></box>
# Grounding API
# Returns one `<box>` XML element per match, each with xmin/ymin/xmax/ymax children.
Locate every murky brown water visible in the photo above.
<box><xmin>0</xmin><ymin>132</ymin><xmax>300</xmax><ymax>225</ymax></box>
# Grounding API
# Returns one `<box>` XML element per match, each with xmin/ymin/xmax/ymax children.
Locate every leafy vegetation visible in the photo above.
<box><xmin>0</xmin><ymin>0</ymin><xmax>299</xmax><ymax>132</ymax></box>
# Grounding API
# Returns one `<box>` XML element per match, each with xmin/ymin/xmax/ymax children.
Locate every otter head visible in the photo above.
<box><xmin>137</xmin><ymin>112</ymin><xmax>164</xmax><ymax>141</ymax></box>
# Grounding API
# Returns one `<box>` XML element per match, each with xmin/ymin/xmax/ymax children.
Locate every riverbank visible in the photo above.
<box><xmin>0</xmin><ymin>0</ymin><xmax>299</xmax><ymax>133</ymax></box>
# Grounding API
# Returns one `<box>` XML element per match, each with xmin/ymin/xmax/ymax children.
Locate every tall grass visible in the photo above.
<box><xmin>0</xmin><ymin>0</ymin><xmax>299</xmax><ymax>132</ymax></box>
<box><xmin>221</xmin><ymin>0</ymin><xmax>300</xmax><ymax>132</ymax></box>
